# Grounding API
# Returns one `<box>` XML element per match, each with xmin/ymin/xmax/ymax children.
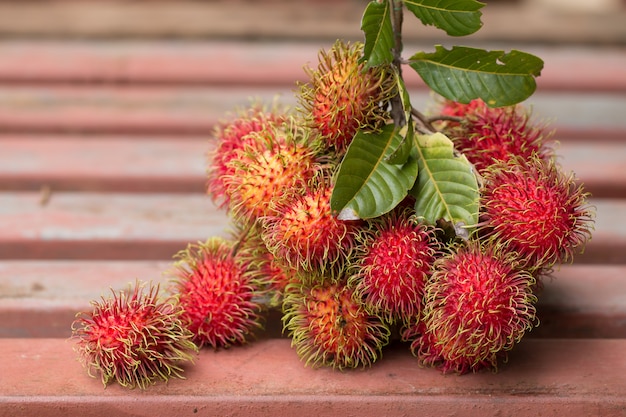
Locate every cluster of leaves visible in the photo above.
<box><xmin>331</xmin><ymin>0</ymin><xmax>544</xmax><ymax>235</ymax></box>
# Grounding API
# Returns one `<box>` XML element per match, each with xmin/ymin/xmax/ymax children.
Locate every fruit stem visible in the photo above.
<box><xmin>231</xmin><ymin>221</ymin><xmax>255</xmax><ymax>257</ymax></box>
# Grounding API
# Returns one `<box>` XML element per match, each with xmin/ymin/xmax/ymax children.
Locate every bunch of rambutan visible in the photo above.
<box><xmin>72</xmin><ymin>40</ymin><xmax>595</xmax><ymax>388</ymax></box>
<box><xmin>200</xmin><ymin>40</ymin><xmax>593</xmax><ymax>374</ymax></box>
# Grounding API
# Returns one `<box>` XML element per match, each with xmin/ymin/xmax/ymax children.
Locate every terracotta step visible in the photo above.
<box><xmin>0</xmin><ymin>192</ymin><xmax>620</xmax><ymax>262</ymax></box>
<box><xmin>1</xmin><ymin>134</ymin><xmax>624</xmax><ymax>197</ymax></box>
<box><xmin>0</xmin><ymin>0</ymin><xmax>623</xmax><ymax>44</ymax></box>
<box><xmin>0</xmin><ymin>9</ymin><xmax>622</xmax><ymax>413</ymax></box>
<box><xmin>0</xmin><ymin>192</ymin><xmax>228</xmax><ymax>260</ymax></box>
<box><xmin>0</xmin><ymin>338</ymin><xmax>625</xmax><ymax>417</ymax></box>
<box><xmin>0</xmin><ymin>261</ymin><xmax>623</xmax><ymax>339</ymax></box>
<box><xmin>0</xmin><ymin>40</ymin><xmax>624</xmax><ymax>92</ymax></box>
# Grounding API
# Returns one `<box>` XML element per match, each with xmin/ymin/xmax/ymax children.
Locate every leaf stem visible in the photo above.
<box><xmin>411</xmin><ymin>108</ymin><xmax>436</xmax><ymax>134</ymax></box>
<box><xmin>389</xmin><ymin>0</ymin><xmax>405</xmax><ymax>128</ymax></box>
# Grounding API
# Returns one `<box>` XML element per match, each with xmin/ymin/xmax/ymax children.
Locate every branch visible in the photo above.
<box><xmin>389</xmin><ymin>0</ymin><xmax>405</xmax><ymax>128</ymax></box>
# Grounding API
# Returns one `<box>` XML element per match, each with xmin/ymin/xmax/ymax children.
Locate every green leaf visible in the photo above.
<box><xmin>409</xmin><ymin>46</ymin><xmax>544</xmax><ymax>107</ymax></box>
<box><xmin>385</xmin><ymin>121</ymin><xmax>414</xmax><ymax>165</ymax></box>
<box><xmin>331</xmin><ymin>124</ymin><xmax>419</xmax><ymax>220</ymax></box>
<box><xmin>404</xmin><ymin>0</ymin><xmax>485</xmax><ymax>37</ymax></box>
<box><xmin>411</xmin><ymin>132</ymin><xmax>479</xmax><ymax>236</ymax></box>
<box><xmin>360</xmin><ymin>0</ymin><xmax>395</xmax><ymax>68</ymax></box>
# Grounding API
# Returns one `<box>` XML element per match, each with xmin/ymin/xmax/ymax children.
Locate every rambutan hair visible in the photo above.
<box><xmin>207</xmin><ymin>104</ymin><xmax>287</xmax><ymax>207</ymax></box>
<box><xmin>72</xmin><ymin>281</ymin><xmax>197</xmax><ymax>389</ymax></box>
<box><xmin>480</xmin><ymin>154</ymin><xmax>594</xmax><ymax>269</ymax></box>
<box><xmin>169</xmin><ymin>237</ymin><xmax>263</xmax><ymax>349</ymax></box>
<box><xmin>413</xmin><ymin>241</ymin><xmax>538</xmax><ymax>374</ymax></box>
<box><xmin>349</xmin><ymin>207</ymin><xmax>439</xmax><ymax>324</ymax></box>
<box><xmin>298</xmin><ymin>40</ymin><xmax>395</xmax><ymax>156</ymax></box>
<box><xmin>261</xmin><ymin>180</ymin><xmax>360</xmax><ymax>272</ymax></box>
<box><xmin>282</xmin><ymin>270</ymin><xmax>391</xmax><ymax>369</ymax></box>
<box><xmin>440</xmin><ymin>99</ymin><xmax>554</xmax><ymax>173</ymax></box>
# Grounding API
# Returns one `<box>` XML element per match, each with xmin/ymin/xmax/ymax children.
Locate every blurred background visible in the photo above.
<box><xmin>0</xmin><ymin>0</ymin><xmax>624</xmax><ymax>140</ymax></box>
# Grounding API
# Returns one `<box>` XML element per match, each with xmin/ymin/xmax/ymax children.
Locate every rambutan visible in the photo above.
<box><xmin>72</xmin><ymin>281</ymin><xmax>197</xmax><ymax>389</ymax></box>
<box><xmin>224</xmin><ymin>124</ymin><xmax>323</xmax><ymax>223</ymax></box>
<box><xmin>169</xmin><ymin>237</ymin><xmax>263</xmax><ymax>349</ymax></box>
<box><xmin>298</xmin><ymin>40</ymin><xmax>395</xmax><ymax>155</ymax></box>
<box><xmin>412</xmin><ymin>242</ymin><xmax>538</xmax><ymax>374</ymax></box>
<box><xmin>481</xmin><ymin>154</ymin><xmax>594</xmax><ymax>269</ymax></box>
<box><xmin>440</xmin><ymin>99</ymin><xmax>553</xmax><ymax>172</ymax></box>
<box><xmin>207</xmin><ymin>105</ymin><xmax>287</xmax><ymax>207</ymax></box>
<box><xmin>439</xmin><ymin>98</ymin><xmax>487</xmax><ymax>119</ymax></box>
<box><xmin>349</xmin><ymin>208</ymin><xmax>439</xmax><ymax>324</ymax></box>
<box><xmin>282</xmin><ymin>271</ymin><xmax>390</xmax><ymax>369</ymax></box>
<box><xmin>237</xmin><ymin>224</ymin><xmax>298</xmax><ymax>308</ymax></box>
<box><xmin>261</xmin><ymin>181</ymin><xmax>359</xmax><ymax>272</ymax></box>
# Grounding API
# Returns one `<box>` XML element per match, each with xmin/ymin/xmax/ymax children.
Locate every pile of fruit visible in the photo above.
<box><xmin>72</xmin><ymin>40</ymin><xmax>594</xmax><ymax>388</ymax></box>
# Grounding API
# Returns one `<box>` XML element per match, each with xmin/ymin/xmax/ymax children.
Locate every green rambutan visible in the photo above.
<box><xmin>223</xmin><ymin>123</ymin><xmax>323</xmax><ymax>223</ymax></box>
<box><xmin>72</xmin><ymin>281</ymin><xmax>197</xmax><ymax>389</ymax></box>
<box><xmin>169</xmin><ymin>237</ymin><xmax>263</xmax><ymax>349</ymax></box>
<box><xmin>261</xmin><ymin>181</ymin><xmax>359</xmax><ymax>272</ymax></box>
<box><xmin>282</xmin><ymin>271</ymin><xmax>390</xmax><ymax>369</ymax></box>
<box><xmin>298</xmin><ymin>40</ymin><xmax>395</xmax><ymax>155</ymax></box>
<box><xmin>349</xmin><ymin>208</ymin><xmax>439</xmax><ymax>324</ymax></box>
<box><xmin>481</xmin><ymin>154</ymin><xmax>594</xmax><ymax>269</ymax></box>
<box><xmin>411</xmin><ymin>242</ymin><xmax>538</xmax><ymax>374</ymax></box>
<box><xmin>207</xmin><ymin>105</ymin><xmax>286</xmax><ymax>207</ymax></box>
<box><xmin>440</xmin><ymin>99</ymin><xmax>553</xmax><ymax>173</ymax></box>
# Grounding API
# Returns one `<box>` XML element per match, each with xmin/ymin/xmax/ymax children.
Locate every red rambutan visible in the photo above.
<box><xmin>481</xmin><ymin>154</ymin><xmax>594</xmax><ymax>269</ymax></box>
<box><xmin>262</xmin><ymin>182</ymin><xmax>359</xmax><ymax>272</ymax></box>
<box><xmin>169</xmin><ymin>237</ymin><xmax>263</xmax><ymax>349</ymax></box>
<box><xmin>412</xmin><ymin>242</ymin><xmax>538</xmax><ymax>374</ymax></box>
<box><xmin>439</xmin><ymin>98</ymin><xmax>488</xmax><ymax>119</ymax></box>
<box><xmin>72</xmin><ymin>281</ymin><xmax>197</xmax><ymax>389</ymax></box>
<box><xmin>298</xmin><ymin>40</ymin><xmax>395</xmax><ymax>155</ymax></box>
<box><xmin>349</xmin><ymin>208</ymin><xmax>439</xmax><ymax>324</ymax></box>
<box><xmin>282</xmin><ymin>271</ymin><xmax>390</xmax><ymax>369</ymax></box>
<box><xmin>441</xmin><ymin>99</ymin><xmax>553</xmax><ymax>172</ymax></box>
<box><xmin>207</xmin><ymin>105</ymin><xmax>287</xmax><ymax>207</ymax></box>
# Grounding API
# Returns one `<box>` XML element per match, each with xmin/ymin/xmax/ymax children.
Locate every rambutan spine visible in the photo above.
<box><xmin>413</xmin><ymin>241</ymin><xmax>538</xmax><ymax>374</ymax></box>
<box><xmin>72</xmin><ymin>281</ymin><xmax>197</xmax><ymax>389</ymax></box>
<box><xmin>480</xmin><ymin>154</ymin><xmax>595</xmax><ymax>270</ymax></box>
<box><xmin>169</xmin><ymin>237</ymin><xmax>263</xmax><ymax>349</ymax></box>
<box><xmin>207</xmin><ymin>104</ymin><xmax>287</xmax><ymax>207</ymax></box>
<box><xmin>349</xmin><ymin>207</ymin><xmax>439</xmax><ymax>324</ymax></box>
<box><xmin>261</xmin><ymin>180</ymin><xmax>359</xmax><ymax>273</ymax></box>
<box><xmin>282</xmin><ymin>270</ymin><xmax>391</xmax><ymax>369</ymax></box>
<box><xmin>298</xmin><ymin>40</ymin><xmax>395</xmax><ymax>156</ymax></box>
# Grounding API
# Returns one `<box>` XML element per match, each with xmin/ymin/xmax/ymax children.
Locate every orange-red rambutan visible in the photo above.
<box><xmin>262</xmin><ymin>182</ymin><xmax>359</xmax><ymax>272</ymax></box>
<box><xmin>170</xmin><ymin>237</ymin><xmax>263</xmax><ymax>349</ymax></box>
<box><xmin>349</xmin><ymin>208</ymin><xmax>439</xmax><ymax>324</ymax></box>
<box><xmin>207</xmin><ymin>105</ymin><xmax>287</xmax><ymax>207</ymax></box>
<box><xmin>223</xmin><ymin>124</ymin><xmax>323</xmax><ymax>224</ymax></box>
<box><xmin>282</xmin><ymin>271</ymin><xmax>390</xmax><ymax>369</ymax></box>
<box><xmin>298</xmin><ymin>40</ymin><xmax>395</xmax><ymax>156</ymax></box>
<box><xmin>72</xmin><ymin>282</ymin><xmax>197</xmax><ymax>389</ymax></box>
<box><xmin>481</xmin><ymin>154</ymin><xmax>594</xmax><ymax>269</ymax></box>
<box><xmin>411</xmin><ymin>242</ymin><xmax>537</xmax><ymax>374</ymax></box>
